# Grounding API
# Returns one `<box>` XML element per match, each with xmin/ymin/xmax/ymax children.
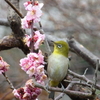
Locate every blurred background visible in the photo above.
<box><xmin>0</xmin><ymin>0</ymin><xmax>100</xmax><ymax>100</ymax></box>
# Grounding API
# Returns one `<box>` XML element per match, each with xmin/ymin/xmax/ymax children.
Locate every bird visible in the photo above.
<box><xmin>47</xmin><ymin>41</ymin><xmax>69</xmax><ymax>100</ymax></box>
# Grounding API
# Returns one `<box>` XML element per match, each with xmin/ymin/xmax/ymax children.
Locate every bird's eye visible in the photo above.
<box><xmin>57</xmin><ymin>44</ymin><xmax>62</xmax><ymax>48</ymax></box>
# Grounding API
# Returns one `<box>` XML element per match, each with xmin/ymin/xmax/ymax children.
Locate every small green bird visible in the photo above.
<box><xmin>47</xmin><ymin>41</ymin><xmax>69</xmax><ymax>100</ymax></box>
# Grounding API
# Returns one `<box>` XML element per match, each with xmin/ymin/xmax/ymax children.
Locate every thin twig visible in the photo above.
<box><xmin>5</xmin><ymin>0</ymin><xmax>23</xmax><ymax>18</ymax></box>
<box><xmin>39</xmin><ymin>21</ymin><xmax>42</xmax><ymax>28</ymax></box>
<box><xmin>2</xmin><ymin>72</ymin><xmax>15</xmax><ymax>90</ymax></box>
<box><xmin>65</xmin><ymin>80</ymin><xmax>92</xmax><ymax>90</ymax></box>
<box><xmin>30</xmin><ymin>20</ymin><xmax>35</xmax><ymax>52</ymax></box>
<box><xmin>79</xmin><ymin>68</ymin><xmax>88</xmax><ymax>84</ymax></box>
<box><xmin>68</xmin><ymin>69</ymin><xmax>100</xmax><ymax>90</ymax></box>
<box><xmin>55</xmin><ymin>93</ymin><xmax>65</xmax><ymax>100</ymax></box>
<box><xmin>83</xmin><ymin>68</ymin><xmax>88</xmax><ymax>76</ymax></box>
<box><xmin>92</xmin><ymin>59</ymin><xmax>99</xmax><ymax>94</ymax></box>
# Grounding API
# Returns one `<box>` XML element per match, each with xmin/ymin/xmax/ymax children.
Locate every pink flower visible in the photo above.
<box><xmin>26</xmin><ymin>67</ymin><xmax>36</xmax><ymax>77</ymax></box>
<box><xmin>24</xmin><ymin>1</ymin><xmax>43</xmax><ymax>11</ymax></box>
<box><xmin>24</xmin><ymin>31</ymin><xmax>45</xmax><ymax>49</ymax></box>
<box><xmin>26</xmin><ymin>5</ymin><xmax>42</xmax><ymax>23</ymax></box>
<box><xmin>13</xmin><ymin>88</ymin><xmax>25</xmax><ymax>100</ymax></box>
<box><xmin>21</xmin><ymin>1</ymin><xmax>44</xmax><ymax>29</ymax></box>
<box><xmin>21</xmin><ymin>16</ymin><xmax>32</xmax><ymax>29</ymax></box>
<box><xmin>25</xmin><ymin>79</ymin><xmax>34</xmax><ymax>87</ymax></box>
<box><xmin>24</xmin><ymin>34</ymin><xmax>31</xmax><ymax>47</ymax></box>
<box><xmin>20</xmin><ymin>57</ymin><xmax>30</xmax><ymax>72</ymax></box>
<box><xmin>0</xmin><ymin>57</ymin><xmax>9</xmax><ymax>74</ymax></box>
<box><xmin>24</xmin><ymin>1</ymin><xmax>32</xmax><ymax>10</ymax></box>
<box><xmin>13</xmin><ymin>89</ymin><xmax>21</xmax><ymax>99</ymax></box>
<box><xmin>34</xmin><ymin>31</ymin><xmax>45</xmax><ymax>50</ymax></box>
<box><xmin>38</xmin><ymin>50</ymin><xmax>44</xmax><ymax>63</ymax></box>
<box><xmin>13</xmin><ymin>79</ymin><xmax>42</xmax><ymax>100</ymax></box>
<box><xmin>20</xmin><ymin>50</ymin><xmax>45</xmax><ymax>77</ymax></box>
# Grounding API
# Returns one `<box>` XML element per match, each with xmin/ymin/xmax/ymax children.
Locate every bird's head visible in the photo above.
<box><xmin>52</xmin><ymin>41</ymin><xmax>69</xmax><ymax>57</ymax></box>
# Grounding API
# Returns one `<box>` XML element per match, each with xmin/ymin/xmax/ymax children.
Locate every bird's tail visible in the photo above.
<box><xmin>49</xmin><ymin>91</ymin><xmax>55</xmax><ymax>100</ymax></box>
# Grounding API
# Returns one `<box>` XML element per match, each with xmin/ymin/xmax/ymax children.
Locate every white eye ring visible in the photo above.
<box><xmin>57</xmin><ymin>44</ymin><xmax>62</xmax><ymax>48</ymax></box>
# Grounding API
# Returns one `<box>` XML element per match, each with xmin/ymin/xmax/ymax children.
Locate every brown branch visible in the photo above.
<box><xmin>34</xmin><ymin>82</ymin><xmax>94</xmax><ymax>100</ymax></box>
<box><xmin>0</xmin><ymin>18</ymin><xmax>9</xmax><ymax>26</ymax></box>
<box><xmin>0</xmin><ymin>35</ymin><xmax>30</xmax><ymax>54</ymax></box>
<box><xmin>2</xmin><ymin>72</ymin><xmax>15</xmax><ymax>90</ymax></box>
<box><xmin>5</xmin><ymin>0</ymin><xmax>23</xmax><ymax>18</ymax></box>
<box><xmin>6</xmin><ymin>0</ymin><xmax>25</xmax><ymax>38</ymax></box>
<box><xmin>0</xmin><ymin>35</ymin><xmax>21</xmax><ymax>50</ymax></box>
<box><xmin>68</xmin><ymin>37</ymin><xmax>100</xmax><ymax>70</ymax></box>
<box><xmin>0</xmin><ymin>0</ymin><xmax>30</xmax><ymax>54</ymax></box>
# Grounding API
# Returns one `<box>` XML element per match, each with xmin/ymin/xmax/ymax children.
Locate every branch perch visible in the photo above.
<box><xmin>0</xmin><ymin>35</ymin><xmax>21</xmax><ymax>50</ymax></box>
<box><xmin>34</xmin><ymin>82</ymin><xmax>94</xmax><ymax>100</ymax></box>
<box><xmin>68</xmin><ymin>38</ymin><xmax>100</xmax><ymax>70</ymax></box>
<box><xmin>0</xmin><ymin>35</ymin><xmax>29</xmax><ymax>54</ymax></box>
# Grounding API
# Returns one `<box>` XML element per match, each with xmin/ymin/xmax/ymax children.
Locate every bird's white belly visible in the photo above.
<box><xmin>48</xmin><ymin>54</ymin><xmax>69</xmax><ymax>82</ymax></box>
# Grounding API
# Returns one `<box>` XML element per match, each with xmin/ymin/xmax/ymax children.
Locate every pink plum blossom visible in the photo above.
<box><xmin>24</xmin><ymin>34</ymin><xmax>31</xmax><ymax>47</ymax></box>
<box><xmin>13</xmin><ymin>79</ymin><xmax>42</xmax><ymax>100</ymax></box>
<box><xmin>20</xmin><ymin>50</ymin><xmax>45</xmax><ymax>77</ymax></box>
<box><xmin>26</xmin><ymin>6</ymin><xmax>42</xmax><ymax>21</ymax></box>
<box><xmin>24</xmin><ymin>1</ymin><xmax>32</xmax><ymax>10</ymax></box>
<box><xmin>13</xmin><ymin>89</ymin><xmax>23</xmax><ymax>99</ymax></box>
<box><xmin>21</xmin><ymin>16</ymin><xmax>32</xmax><ymax>29</ymax></box>
<box><xmin>24</xmin><ymin>31</ymin><xmax>45</xmax><ymax>50</ymax></box>
<box><xmin>0</xmin><ymin>57</ymin><xmax>9</xmax><ymax>74</ymax></box>
<box><xmin>21</xmin><ymin>1</ymin><xmax>44</xmax><ymax>29</ymax></box>
<box><xmin>24</xmin><ymin>1</ymin><xmax>43</xmax><ymax>11</ymax></box>
<box><xmin>33</xmin><ymin>31</ymin><xmax>45</xmax><ymax>50</ymax></box>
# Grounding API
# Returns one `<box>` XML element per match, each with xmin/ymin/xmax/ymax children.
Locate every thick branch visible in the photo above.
<box><xmin>68</xmin><ymin>38</ymin><xmax>100</xmax><ymax>70</ymax></box>
<box><xmin>0</xmin><ymin>18</ymin><xmax>9</xmax><ymax>26</ymax></box>
<box><xmin>2</xmin><ymin>0</ymin><xmax>30</xmax><ymax>54</ymax></box>
<box><xmin>7</xmin><ymin>0</ymin><xmax>25</xmax><ymax>38</ymax></box>
<box><xmin>0</xmin><ymin>35</ymin><xmax>29</xmax><ymax>54</ymax></box>
<box><xmin>0</xmin><ymin>35</ymin><xmax>21</xmax><ymax>50</ymax></box>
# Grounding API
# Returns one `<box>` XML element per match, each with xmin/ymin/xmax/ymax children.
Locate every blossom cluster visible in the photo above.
<box><xmin>16</xmin><ymin>50</ymin><xmax>47</xmax><ymax>100</ymax></box>
<box><xmin>20</xmin><ymin>50</ymin><xmax>47</xmax><ymax>83</ymax></box>
<box><xmin>24</xmin><ymin>31</ymin><xmax>45</xmax><ymax>50</ymax></box>
<box><xmin>0</xmin><ymin>56</ymin><xmax>9</xmax><ymax>74</ymax></box>
<box><xmin>21</xmin><ymin>1</ymin><xmax>43</xmax><ymax>29</ymax></box>
<box><xmin>13</xmin><ymin>79</ymin><xmax>42</xmax><ymax>100</ymax></box>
